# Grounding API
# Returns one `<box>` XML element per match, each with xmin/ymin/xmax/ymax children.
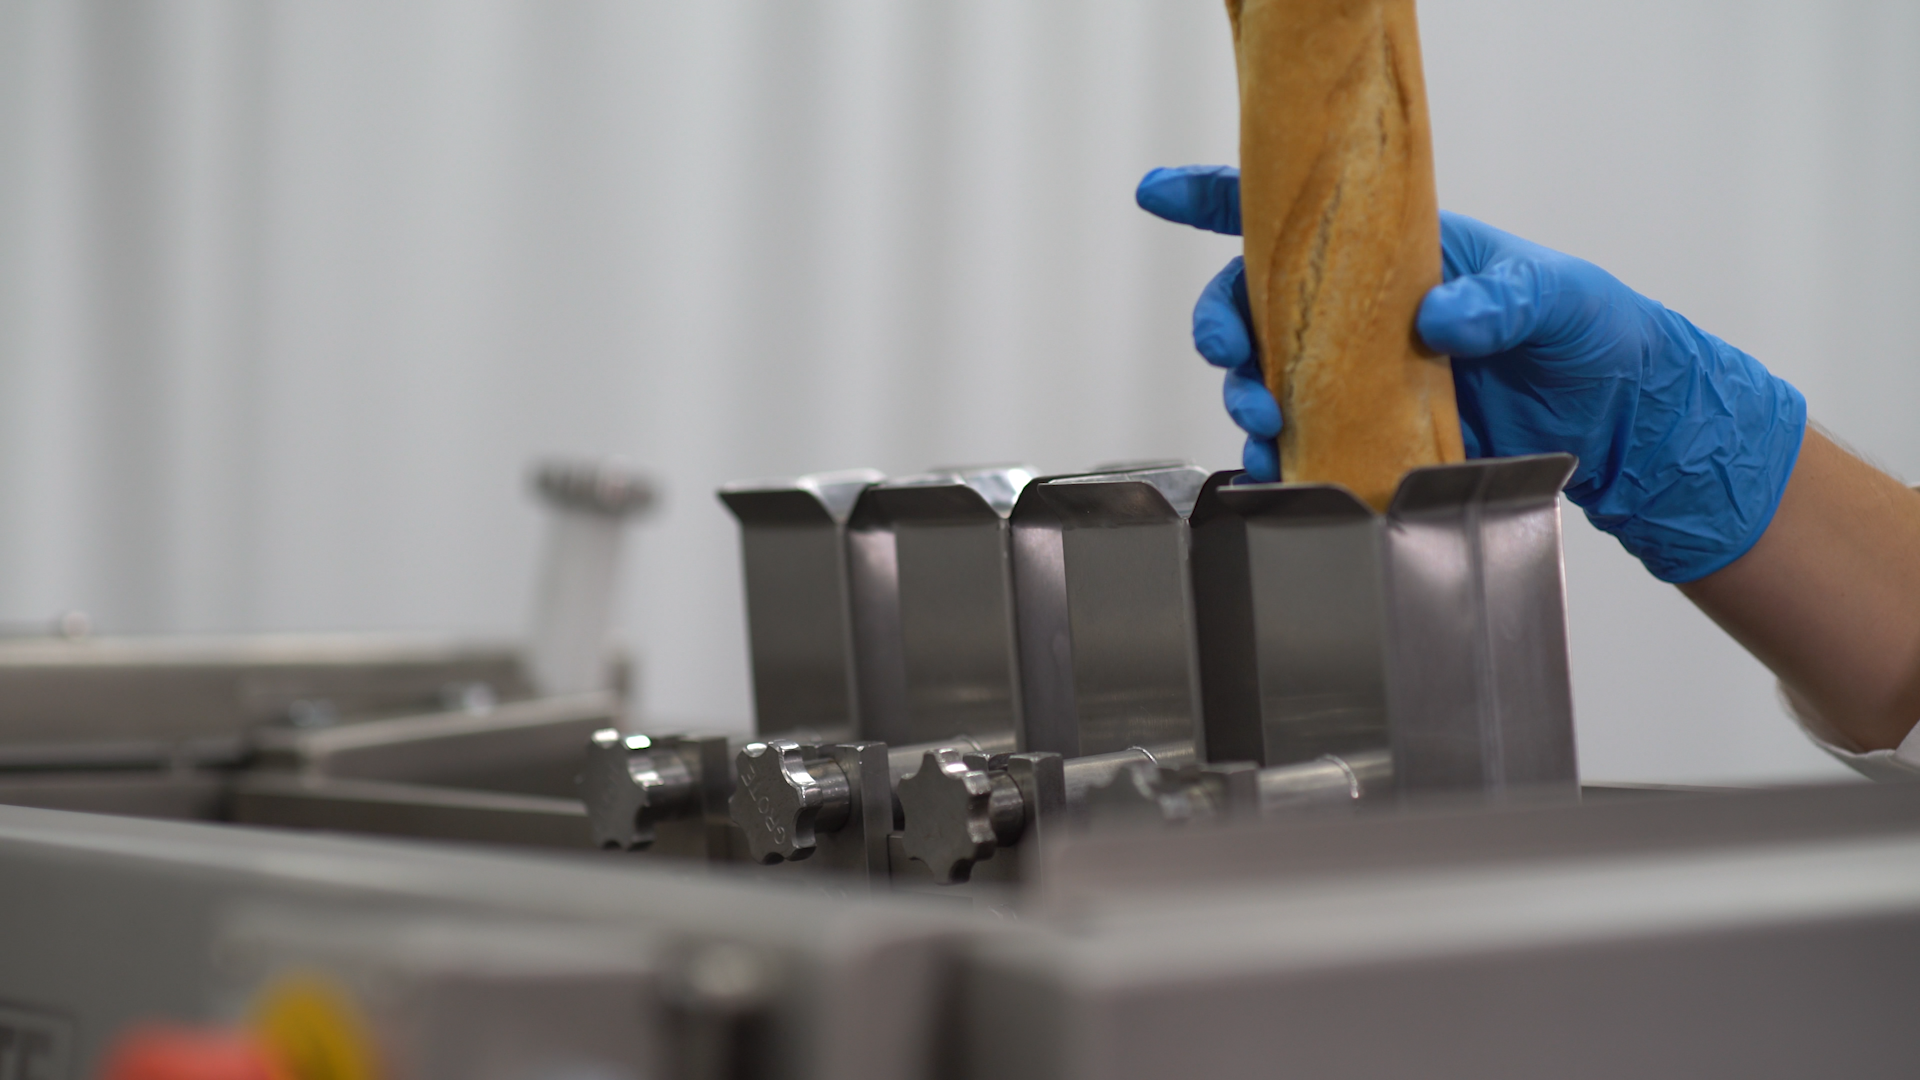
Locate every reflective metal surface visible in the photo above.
<box><xmin>1082</xmin><ymin>758</ymin><xmax>1257</xmax><ymax>827</ymax></box>
<box><xmin>1381</xmin><ymin>455</ymin><xmax>1580</xmax><ymax>797</ymax></box>
<box><xmin>0</xmin><ymin>633</ymin><xmax>533</xmax><ymax>756</ymax></box>
<box><xmin>894</xmin><ymin>748</ymin><xmax>1059</xmax><ymax>885</ymax></box>
<box><xmin>977</xmin><ymin>780</ymin><xmax>1920</xmax><ymax>1080</ymax></box>
<box><xmin>894</xmin><ymin>741</ymin><xmax>1193</xmax><ymax>884</ymax></box>
<box><xmin>219</xmin><ymin>911</ymin><xmax>662</xmax><ymax>1080</ymax></box>
<box><xmin>731</xmin><ymin>739</ymin><xmax>850</xmax><ymax>863</ymax></box>
<box><xmin>230</xmin><ymin>773</ymin><xmax>595</xmax><ymax>849</ymax></box>
<box><xmin>1256</xmin><ymin>747</ymin><xmax>1391</xmax><ymax>812</ymax></box>
<box><xmin>1010</xmin><ymin>464</ymin><xmax>1210</xmax><ymax>758</ymax></box>
<box><xmin>583</xmin><ymin>729</ymin><xmax>703</xmax><ymax>852</ymax></box>
<box><xmin>250</xmin><ymin>691</ymin><xmax>618</xmax><ymax>797</ymax></box>
<box><xmin>1192</xmin><ymin>471</ymin><xmax>1389</xmax><ymax>767</ymax></box>
<box><xmin>1201</xmin><ymin>456</ymin><xmax>1578</xmax><ymax>799</ymax></box>
<box><xmin>1082</xmin><ymin>748</ymin><xmax>1391</xmax><ymax>829</ymax></box>
<box><xmin>8</xmin><ymin>432</ymin><xmax>1908</xmax><ymax>1080</ymax></box>
<box><xmin>847</xmin><ymin>466</ymin><xmax>1035</xmax><ymax>746</ymax></box>
<box><xmin>719</xmin><ymin>469</ymin><xmax>884</xmax><ymax>735</ymax></box>
<box><xmin>581</xmin><ymin>723</ymin><xmax>856</xmax><ymax>861</ymax></box>
<box><xmin>233</xmin><ymin>692</ymin><xmax>622</xmax><ymax>849</ymax></box>
<box><xmin>727</xmin><ymin>731</ymin><xmax>1016</xmax><ymax>875</ymax></box>
<box><xmin>0</xmin><ymin>801</ymin><xmax>965</xmax><ymax>1080</ymax></box>
<box><xmin>17</xmin><ymin>780</ymin><xmax>1920</xmax><ymax>1080</ymax></box>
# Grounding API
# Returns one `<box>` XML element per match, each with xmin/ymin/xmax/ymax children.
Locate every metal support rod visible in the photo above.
<box><xmin>527</xmin><ymin>459</ymin><xmax>655</xmax><ymax>697</ymax></box>
<box><xmin>1256</xmin><ymin>748</ymin><xmax>1392</xmax><ymax>813</ymax></box>
<box><xmin>1083</xmin><ymin>749</ymin><xmax>1393</xmax><ymax>829</ymax></box>
<box><xmin>1061</xmin><ymin>744</ymin><xmax>1198</xmax><ymax>806</ymax></box>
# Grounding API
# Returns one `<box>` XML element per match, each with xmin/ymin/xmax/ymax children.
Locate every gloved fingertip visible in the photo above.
<box><xmin>1134</xmin><ymin>167</ymin><xmax>1174</xmax><ymax>207</ymax></box>
<box><xmin>1193</xmin><ymin>259</ymin><xmax>1254</xmax><ymax>368</ymax></box>
<box><xmin>1414</xmin><ymin>282</ymin><xmax>1468</xmax><ymax>353</ymax></box>
<box><xmin>1195</xmin><ymin>318</ymin><xmax>1253</xmax><ymax>369</ymax></box>
<box><xmin>1224</xmin><ymin>371</ymin><xmax>1281</xmax><ymax>438</ymax></box>
<box><xmin>1241</xmin><ymin>436</ymin><xmax>1280</xmax><ymax>482</ymax></box>
<box><xmin>1134</xmin><ymin>169</ymin><xmax>1185</xmax><ymax>223</ymax></box>
<box><xmin>1135</xmin><ymin>165</ymin><xmax>1242</xmax><ymax>235</ymax></box>
<box><xmin>1417</xmin><ymin>271</ymin><xmax>1533</xmax><ymax>358</ymax></box>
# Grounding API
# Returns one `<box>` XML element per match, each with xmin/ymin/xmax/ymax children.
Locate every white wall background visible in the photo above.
<box><xmin>1</xmin><ymin>1</ymin><xmax>1913</xmax><ymax>784</ymax></box>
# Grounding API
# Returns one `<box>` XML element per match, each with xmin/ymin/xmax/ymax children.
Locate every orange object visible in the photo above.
<box><xmin>96</xmin><ymin>1026</ymin><xmax>291</xmax><ymax>1080</ymax></box>
<box><xmin>1226</xmin><ymin>0</ymin><xmax>1464</xmax><ymax>508</ymax></box>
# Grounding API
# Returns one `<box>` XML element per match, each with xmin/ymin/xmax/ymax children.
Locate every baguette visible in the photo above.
<box><xmin>1227</xmin><ymin>0</ymin><xmax>1464</xmax><ymax>509</ymax></box>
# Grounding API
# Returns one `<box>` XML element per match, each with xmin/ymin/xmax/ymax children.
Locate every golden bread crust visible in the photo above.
<box><xmin>1228</xmin><ymin>0</ymin><xmax>1464</xmax><ymax>509</ymax></box>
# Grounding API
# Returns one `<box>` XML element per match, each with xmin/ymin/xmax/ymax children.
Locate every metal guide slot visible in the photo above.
<box><xmin>1010</xmin><ymin>463</ymin><xmax>1211</xmax><ymax>760</ymax></box>
<box><xmin>846</xmin><ymin>466</ymin><xmax>1036</xmax><ymax>748</ymax></box>
<box><xmin>1194</xmin><ymin>454</ymin><xmax>1580</xmax><ymax>799</ymax></box>
<box><xmin>719</xmin><ymin>470</ymin><xmax>884</xmax><ymax>736</ymax></box>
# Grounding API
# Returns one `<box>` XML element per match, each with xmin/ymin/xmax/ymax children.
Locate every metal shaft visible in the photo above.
<box><xmin>1062</xmin><ymin>743</ymin><xmax>1195</xmax><ymax>807</ymax></box>
<box><xmin>1083</xmin><ymin>748</ymin><xmax>1393</xmax><ymax>832</ymax></box>
<box><xmin>1256</xmin><ymin>748</ymin><xmax>1391</xmax><ymax>813</ymax></box>
<box><xmin>983</xmin><ymin>773</ymin><xmax>1028</xmax><ymax>845</ymax></box>
<box><xmin>528</xmin><ymin>459</ymin><xmax>654</xmax><ymax>697</ymax></box>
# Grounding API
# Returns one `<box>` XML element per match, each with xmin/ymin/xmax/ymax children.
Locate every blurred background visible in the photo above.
<box><xmin>0</xmin><ymin>1</ymin><xmax>1913</xmax><ymax>785</ymax></box>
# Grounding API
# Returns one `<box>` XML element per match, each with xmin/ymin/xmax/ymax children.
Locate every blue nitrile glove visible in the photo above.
<box><xmin>1136</xmin><ymin>164</ymin><xmax>1806</xmax><ymax>583</ymax></box>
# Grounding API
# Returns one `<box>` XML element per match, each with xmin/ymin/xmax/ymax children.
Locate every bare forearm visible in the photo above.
<box><xmin>1680</xmin><ymin>428</ymin><xmax>1920</xmax><ymax>751</ymax></box>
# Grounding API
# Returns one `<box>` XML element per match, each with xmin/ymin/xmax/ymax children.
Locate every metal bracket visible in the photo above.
<box><xmin>815</xmin><ymin>742</ymin><xmax>893</xmax><ymax>885</ymax></box>
<box><xmin>719</xmin><ymin>470</ymin><xmax>884</xmax><ymax>736</ymax></box>
<box><xmin>845</xmin><ymin>467</ymin><xmax>1034</xmax><ymax>747</ymax></box>
<box><xmin>1010</xmin><ymin>464</ymin><xmax>1211</xmax><ymax>759</ymax></box>
<box><xmin>1193</xmin><ymin>455</ymin><xmax>1579</xmax><ymax>799</ymax></box>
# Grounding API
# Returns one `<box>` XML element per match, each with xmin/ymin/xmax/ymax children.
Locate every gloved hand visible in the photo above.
<box><xmin>1136</xmin><ymin>164</ymin><xmax>1806</xmax><ymax>583</ymax></box>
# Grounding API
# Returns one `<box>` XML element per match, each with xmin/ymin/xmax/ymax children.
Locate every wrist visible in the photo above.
<box><xmin>1577</xmin><ymin>310</ymin><xmax>1807</xmax><ymax>583</ymax></box>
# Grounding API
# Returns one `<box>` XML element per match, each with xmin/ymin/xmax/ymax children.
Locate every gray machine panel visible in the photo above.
<box><xmin>968</xmin><ymin>778</ymin><xmax>1920</xmax><ymax>1080</ymax></box>
<box><xmin>0</xmin><ymin>802</ymin><xmax>976</xmax><ymax>1080</ymax></box>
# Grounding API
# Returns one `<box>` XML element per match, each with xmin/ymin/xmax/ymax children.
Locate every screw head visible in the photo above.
<box><xmin>895</xmin><ymin>748</ymin><xmax>998</xmax><ymax>884</ymax></box>
<box><xmin>728</xmin><ymin>740</ymin><xmax>825</xmax><ymax>864</ymax></box>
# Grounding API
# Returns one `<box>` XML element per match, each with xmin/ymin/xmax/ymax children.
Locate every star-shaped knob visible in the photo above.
<box><xmin>895</xmin><ymin>747</ymin><xmax>999</xmax><ymax>884</ymax></box>
<box><xmin>581</xmin><ymin>729</ymin><xmax>695</xmax><ymax>851</ymax></box>
<box><xmin>729</xmin><ymin>740</ymin><xmax>826</xmax><ymax>863</ymax></box>
<box><xmin>582</xmin><ymin>728</ymin><xmax>648</xmax><ymax>849</ymax></box>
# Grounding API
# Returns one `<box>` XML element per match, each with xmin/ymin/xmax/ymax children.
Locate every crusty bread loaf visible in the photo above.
<box><xmin>1227</xmin><ymin>0</ymin><xmax>1464</xmax><ymax>509</ymax></box>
